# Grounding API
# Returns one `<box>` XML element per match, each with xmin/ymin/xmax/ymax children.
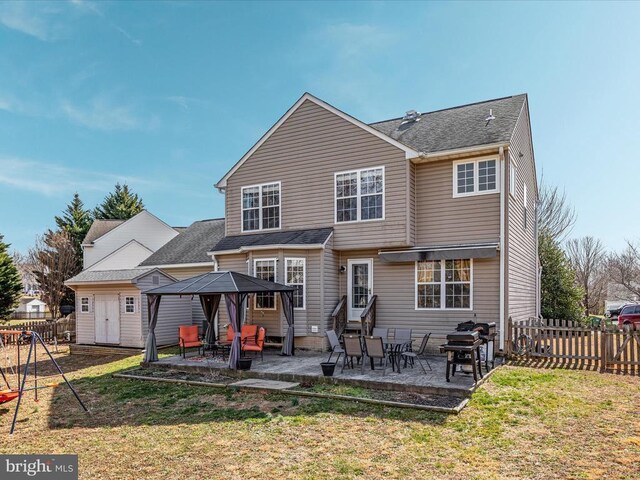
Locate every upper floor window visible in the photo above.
<box><xmin>453</xmin><ymin>158</ymin><xmax>499</xmax><ymax>197</ymax></box>
<box><xmin>285</xmin><ymin>258</ymin><xmax>305</xmax><ymax>310</ymax></box>
<box><xmin>242</xmin><ymin>182</ymin><xmax>280</xmax><ymax>232</ymax></box>
<box><xmin>335</xmin><ymin>167</ymin><xmax>384</xmax><ymax>223</ymax></box>
<box><xmin>254</xmin><ymin>259</ymin><xmax>277</xmax><ymax>310</ymax></box>
<box><xmin>416</xmin><ymin>259</ymin><xmax>472</xmax><ymax>310</ymax></box>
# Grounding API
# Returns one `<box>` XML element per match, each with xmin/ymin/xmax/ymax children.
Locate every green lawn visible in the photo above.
<box><xmin>0</xmin><ymin>348</ymin><xmax>638</xmax><ymax>479</ymax></box>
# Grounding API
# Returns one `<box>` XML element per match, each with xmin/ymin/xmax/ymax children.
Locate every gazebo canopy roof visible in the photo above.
<box><xmin>143</xmin><ymin>270</ymin><xmax>294</xmax><ymax>296</ymax></box>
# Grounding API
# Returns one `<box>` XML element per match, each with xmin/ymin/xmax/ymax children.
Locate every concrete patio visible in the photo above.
<box><xmin>150</xmin><ymin>349</ymin><xmax>500</xmax><ymax>397</ymax></box>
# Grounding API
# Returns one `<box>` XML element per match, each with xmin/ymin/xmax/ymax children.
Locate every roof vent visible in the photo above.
<box><xmin>401</xmin><ymin>110</ymin><xmax>421</xmax><ymax>124</ymax></box>
<box><xmin>485</xmin><ymin>109</ymin><xmax>496</xmax><ymax>125</ymax></box>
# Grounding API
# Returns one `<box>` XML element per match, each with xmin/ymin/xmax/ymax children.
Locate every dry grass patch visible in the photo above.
<box><xmin>0</xmin><ymin>347</ymin><xmax>637</xmax><ymax>479</ymax></box>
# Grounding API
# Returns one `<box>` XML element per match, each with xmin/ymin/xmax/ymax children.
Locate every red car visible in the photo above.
<box><xmin>618</xmin><ymin>304</ymin><xmax>640</xmax><ymax>328</ymax></box>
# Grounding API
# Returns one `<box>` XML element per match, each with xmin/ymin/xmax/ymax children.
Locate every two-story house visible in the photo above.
<box><xmin>210</xmin><ymin>93</ymin><xmax>539</xmax><ymax>352</ymax></box>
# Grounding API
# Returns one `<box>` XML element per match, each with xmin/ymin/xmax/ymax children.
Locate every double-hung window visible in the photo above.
<box><xmin>335</xmin><ymin>167</ymin><xmax>384</xmax><ymax>222</ymax></box>
<box><xmin>124</xmin><ymin>296</ymin><xmax>136</xmax><ymax>314</ymax></box>
<box><xmin>254</xmin><ymin>259</ymin><xmax>276</xmax><ymax>310</ymax></box>
<box><xmin>242</xmin><ymin>182</ymin><xmax>280</xmax><ymax>232</ymax></box>
<box><xmin>285</xmin><ymin>258</ymin><xmax>305</xmax><ymax>310</ymax></box>
<box><xmin>416</xmin><ymin>259</ymin><xmax>472</xmax><ymax>310</ymax></box>
<box><xmin>453</xmin><ymin>158</ymin><xmax>499</xmax><ymax>197</ymax></box>
<box><xmin>80</xmin><ymin>297</ymin><xmax>90</xmax><ymax>313</ymax></box>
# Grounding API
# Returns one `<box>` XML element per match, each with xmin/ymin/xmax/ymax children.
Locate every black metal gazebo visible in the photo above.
<box><xmin>142</xmin><ymin>271</ymin><xmax>295</xmax><ymax>369</ymax></box>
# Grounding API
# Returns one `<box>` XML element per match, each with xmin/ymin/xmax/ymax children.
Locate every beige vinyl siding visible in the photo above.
<box><xmin>158</xmin><ymin>265</ymin><xmax>215</xmax><ymax>332</ymax></box>
<box><xmin>322</xmin><ymin>238</ymin><xmax>341</xmax><ymax>334</ymax></box>
<box><xmin>506</xmin><ymin>101</ymin><xmax>538</xmax><ymax>321</ymax></box>
<box><xmin>138</xmin><ymin>271</ymin><xmax>192</xmax><ymax>346</ymax></box>
<box><xmin>224</xmin><ymin>100</ymin><xmax>410</xmax><ymax>249</ymax></box>
<box><xmin>338</xmin><ymin>250</ymin><xmax>500</xmax><ymax>346</ymax></box>
<box><xmin>74</xmin><ymin>284</ymin><xmax>142</xmax><ymax>347</ymax></box>
<box><xmin>414</xmin><ymin>158</ymin><xmax>500</xmax><ymax>246</ymax></box>
<box><xmin>215</xmin><ymin>253</ymin><xmax>249</xmax><ymax>330</ymax></box>
<box><xmin>215</xmin><ymin>249</ymin><xmax>323</xmax><ymax>339</ymax></box>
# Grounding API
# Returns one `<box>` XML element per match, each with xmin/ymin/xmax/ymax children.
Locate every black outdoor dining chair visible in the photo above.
<box><xmin>363</xmin><ymin>336</ymin><xmax>390</xmax><ymax>376</ymax></box>
<box><xmin>394</xmin><ymin>328</ymin><xmax>413</xmax><ymax>351</ymax></box>
<box><xmin>401</xmin><ymin>333</ymin><xmax>432</xmax><ymax>373</ymax></box>
<box><xmin>341</xmin><ymin>335</ymin><xmax>365</xmax><ymax>374</ymax></box>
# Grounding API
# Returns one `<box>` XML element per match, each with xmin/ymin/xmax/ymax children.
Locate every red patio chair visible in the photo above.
<box><xmin>241</xmin><ymin>324</ymin><xmax>258</xmax><ymax>344</ymax></box>
<box><xmin>242</xmin><ymin>326</ymin><xmax>266</xmax><ymax>360</ymax></box>
<box><xmin>179</xmin><ymin>325</ymin><xmax>202</xmax><ymax>359</ymax></box>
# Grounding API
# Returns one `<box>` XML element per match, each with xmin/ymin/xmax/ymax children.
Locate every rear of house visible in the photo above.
<box><xmin>212</xmin><ymin>93</ymin><xmax>539</xmax><ymax>352</ymax></box>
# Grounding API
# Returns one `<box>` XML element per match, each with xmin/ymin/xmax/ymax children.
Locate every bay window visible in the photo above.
<box><xmin>285</xmin><ymin>258</ymin><xmax>305</xmax><ymax>310</ymax></box>
<box><xmin>254</xmin><ymin>259</ymin><xmax>276</xmax><ymax>310</ymax></box>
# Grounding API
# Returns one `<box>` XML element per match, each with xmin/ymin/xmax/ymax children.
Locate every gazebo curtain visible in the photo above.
<box><xmin>280</xmin><ymin>291</ymin><xmax>294</xmax><ymax>356</ymax></box>
<box><xmin>224</xmin><ymin>293</ymin><xmax>247</xmax><ymax>369</ymax></box>
<box><xmin>143</xmin><ymin>294</ymin><xmax>161</xmax><ymax>363</ymax></box>
<box><xmin>199</xmin><ymin>294</ymin><xmax>221</xmax><ymax>345</ymax></box>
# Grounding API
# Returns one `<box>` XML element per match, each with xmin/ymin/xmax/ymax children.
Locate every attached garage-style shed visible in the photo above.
<box><xmin>65</xmin><ymin>268</ymin><xmax>192</xmax><ymax>348</ymax></box>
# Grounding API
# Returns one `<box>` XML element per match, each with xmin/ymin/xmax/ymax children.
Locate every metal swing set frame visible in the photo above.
<box><xmin>0</xmin><ymin>329</ymin><xmax>89</xmax><ymax>434</ymax></box>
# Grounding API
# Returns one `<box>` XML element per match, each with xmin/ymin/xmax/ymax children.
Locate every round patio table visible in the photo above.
<box><xmin>384</xmin><ymin>339</ymin><xmax>411</xmax><ymax>373</ymax></box>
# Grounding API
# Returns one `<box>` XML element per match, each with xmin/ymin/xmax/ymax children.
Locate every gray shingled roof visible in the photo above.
<box><xmin>139</xmin><ymin>218</ymin><xmax>225</xmax><ymax>266</ymax></box>
<box><xmin>212</xmin><ymin>227</ymin><xmax>333</xmax><ymax>253</ymax></box>
<box><xmin>82</xmin><ymin>219</ymin><xmax>125</xmax><ymax>244</ymax></box>
<box><xmin>65</xmin><ymin>268</ymin><xmax>153</xmax><ymax>285</ymax></box>
<box><xmin>370</xmin><ymin>94</ymin><xmax>526</xmax><ymax>154</ymax></box>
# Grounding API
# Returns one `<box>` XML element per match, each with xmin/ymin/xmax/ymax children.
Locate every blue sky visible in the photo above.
<box><xmin>0</xmin><ymin>1</ymin><xmax>638</xmax><ymax>253</ymax></box>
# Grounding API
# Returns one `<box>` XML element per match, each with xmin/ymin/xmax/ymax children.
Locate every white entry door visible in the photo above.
<box><xmin>347</xmin><ymin>259</ymin><xmax>373</xmax><ymax>320</ymax></box>
<box><xmin>94</xmin><ymin>295</ymin><xmax>121</xmax><ymax>344</ymax></box>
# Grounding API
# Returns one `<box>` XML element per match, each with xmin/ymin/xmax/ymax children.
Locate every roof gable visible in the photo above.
<box><xmin>215</xmin><ymin>93</ymin><xmax>420</xmax><ymax>189</ymax></box>
<box><xmin>86</xmin><ymin>240</ymin><xmax>153</xmax><ymax>271</ymax></box>
<box><xmin>90</xmin><ymin>210</ymin><xmax>177</xmax><ymax>246</ymax></box>
<box><xmin>82</xmin><ymin>220</ymin><xmax>124</xmax><ymax>245</ymax></box>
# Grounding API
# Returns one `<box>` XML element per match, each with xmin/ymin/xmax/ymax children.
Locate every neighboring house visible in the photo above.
<box><xmin>210</xmin><ymin>93</ymin><xmax>539</xmax><ymax>352</ymax></box>
<box><xmin>13</xmin><ymin>297</ymin><xmax>48</xmax><ymax>319</ymax></box>
<box><xmin>604</xmin><ymin>282</ymin><xmax>639</xmax><ymax>313</ymax></box>
<box><xmin>65</xmin><ymin>211</ymin><xmax>185</xmax><ymax>348</ymax></box>
<box><xmin>65</xmin><ymin>216</ymin><xmax>225</xmax><ymax>348</ymax></box>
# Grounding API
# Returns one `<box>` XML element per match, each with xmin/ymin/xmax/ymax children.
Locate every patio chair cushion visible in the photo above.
<box><xmin>242</xmin><ymin>327</ymin><xmax>266</xmax><ymax>352</ymax></box>
<box><xmin>179</xmin><ymin>326</ymin><xmax>200</xmax><ymax>347</ymax></box>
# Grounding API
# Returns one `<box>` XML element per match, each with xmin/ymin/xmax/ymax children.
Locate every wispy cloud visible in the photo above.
<box><xmin>164</xmin><ymin>96</ymin><xmax>205</xmax><ymax>110</ymax></box>
<box><xmin>0</xmin><ymin>156</ymin><xmax>155</xmax><ymax>196</ymax></box>
<box><xmin>60</xmin><ymin>97</ymin><xmax>147</xmax><ymax>131</ymax></box>
<box><xmin>70</xmin><ymin>0</ymin><xmax>141</xmax><ymax>46</ymax></box>
<box><xmin>0</xmin><ymin>1</ymin><xmax>66</xmax><ymax>41</ymax></box>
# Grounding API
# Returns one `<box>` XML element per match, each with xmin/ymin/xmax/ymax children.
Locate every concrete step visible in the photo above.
<box><xmin>229</xmin><ymin>378</ymin><xmax>299</xmax><ymax>390</ymax></box>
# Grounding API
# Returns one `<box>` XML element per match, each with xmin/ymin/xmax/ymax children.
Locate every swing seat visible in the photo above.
<box><xmin>0</xmin><ymin>389</ymin><xmax>19</xmax><ymax>404</ymax></box>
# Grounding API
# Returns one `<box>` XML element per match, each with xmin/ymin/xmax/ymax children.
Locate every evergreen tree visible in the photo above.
<box><xmin>0</xmin><ymin>235</ymin><xmax>23</xmax><ymax>320</ymax></box>
<box><xmin>93</xmin><ymin>183</ymin><xmax>144</xmax><ymax>220</ymax></box>
<box><xmin>539</xmin><ymin>233</ymin><xmax>584</xmax><ymax>322</ymax></box>
<box><xmin>55</xmin><ymin>193</ymin><xmax>92</xmax><ymax>272</ymax></box>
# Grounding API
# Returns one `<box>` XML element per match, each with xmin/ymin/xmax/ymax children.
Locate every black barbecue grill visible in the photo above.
<box><xmin>456</xmin><ymin>321</ymin><xmax>497</xmax><ymax>370</ymax></box>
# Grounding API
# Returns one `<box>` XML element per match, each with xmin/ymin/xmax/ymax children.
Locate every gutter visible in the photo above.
<box><xmin>411</xmin><ymin>142</ymin><xmax>511</xmax><ymax>163</ymax></box>
<box><xmin>207</xmin><ymin>243</ymin><xmax>327</xmax><ymax>256</ymax></box>
<box><xmin>499</xmin><ymin>146</ymin><xmax>506</xmax><ymax>351</ymax></box>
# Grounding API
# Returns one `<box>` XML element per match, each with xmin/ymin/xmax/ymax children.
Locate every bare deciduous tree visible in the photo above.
<box><xmin>566</xmin><ymin>236</ymin><xmax>607</xmax><ymax>315</ymax></box>
<box><xmin>538</xmin><ymin>182</ymin><xmax>577</xmax><ymax>242</ymax></box>
<box><xmin>28</xmin><ymin>230</ymin><xmax>77</xmax><ymax>320</ymax></box>
<box><xmin>608</xmin><ymin>240</ymin><xmax>640</xmax><ymax>301</ymax></box>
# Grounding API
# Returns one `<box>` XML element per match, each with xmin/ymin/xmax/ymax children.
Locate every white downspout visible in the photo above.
<box><xmin>499</xmin><ymin>147</ymin><xmax>506</xmax><ymax>351</ymax></box>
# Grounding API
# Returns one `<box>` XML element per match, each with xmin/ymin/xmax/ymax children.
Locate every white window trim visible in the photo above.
<box><xmin>241</xmin><ymin>181</ymin><xmax>282</xmax><ymax>233</ymax></box>
<box><xmin>253</xmin><ymin>258</ymin><xmax>278</xmax><ymax>311</ymax></box>
<box><xmin>334</xmin><ymin>166</ymin><xmax>385</xmax><ymax>224</ymax></box>
<box><xmin>80</xmin><ymin>297</ymin><xmax>90</xmax><ymax>313</ymax></box>
<box><xmin>452</xmin><ymin>156</ymin><xmax>500</xmax><ymax>198</ymax></box>
<box><xmin>285</xmin><ymin>257</ymin><xmax>306</xmax><ymax>310</ymax></box>
<box><xmin>124</xmin><ymin>296</ymin><xmax>137</xmax><ymax>314</ymax></box>
<box><xmin>509</xmin><ymin>155</ymin><xmax>517</xmax><ymax>198</ymax></box>
<box><xmin>414</xmin><ymin>259</ymin><xmax>474</xmax><ymax>311</ymax></box>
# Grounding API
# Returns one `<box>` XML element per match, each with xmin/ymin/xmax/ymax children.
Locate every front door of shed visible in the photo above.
<box><xmin>94</xmin><ymin>295</ymin><xmax>120</xmax><ymax>344</ymax></box>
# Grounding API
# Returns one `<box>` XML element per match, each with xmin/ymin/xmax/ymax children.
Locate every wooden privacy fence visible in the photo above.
<box><xmin>507</xmin><ymin>317</ymin><xmax>640</xmax><ymax>375</ymax></box>
<box><xmin>0</xmin><ymin>318</ymin><xmax>76</xmax><ymax>345</ymax></box>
